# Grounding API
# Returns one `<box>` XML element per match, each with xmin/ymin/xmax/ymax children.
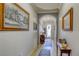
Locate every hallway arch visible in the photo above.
<box><xmin>39</xmin><ymin>14</ymin><xmax>57</xmax><ymax>40</ymax></box>
<box><xmin>38</xmin><ymin>13</ymin><xmax>58</xmax><ymax>55</ymax></box>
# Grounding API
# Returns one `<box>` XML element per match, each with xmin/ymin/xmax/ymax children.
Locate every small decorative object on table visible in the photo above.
<box><xmin>57</xmin><ymin>38</ymin><xmax>72</xmax><ymax>56</ymax></box>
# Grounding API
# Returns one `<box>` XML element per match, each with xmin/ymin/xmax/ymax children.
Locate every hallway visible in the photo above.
<box><xmin>0</xmin><ymin>3</ymin><xmax>79</xmax><ymax>56</ymax></box>
<box><xmin>31</xmin><ymin>38</ymin><xmax>56</xmax><ymax>56</ymax></box>
<box><xmin>38</xmin><ymin>39</ymin><xmax>52</xmax><ymax>56</ymax></box>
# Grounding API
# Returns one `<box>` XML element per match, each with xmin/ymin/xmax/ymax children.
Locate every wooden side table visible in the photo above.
<box><xmin>60</xmin><ymin>47</ymin><xmax>71</xmax><ymax>56</ymax></box>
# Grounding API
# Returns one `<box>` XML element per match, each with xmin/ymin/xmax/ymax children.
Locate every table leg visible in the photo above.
<box><xmin>60</xmin><ymin>52</ymin><xmax>62</xmax><ymax>56</ymax></box>
<box><xmin>68</xmin><ymin>52</ymin><xmax>70</xmax><ymax>56</ymax></box>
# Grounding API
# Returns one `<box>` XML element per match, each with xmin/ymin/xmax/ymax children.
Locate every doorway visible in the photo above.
<box><xmin>37</xmin><ymin>14</ymin><xmax>57</xmax><ymax>56</ymax></box>
<box><xmin>46</xmin><ymin>24</ymin><xmax>51</xmax><ymax>39</ymax></box>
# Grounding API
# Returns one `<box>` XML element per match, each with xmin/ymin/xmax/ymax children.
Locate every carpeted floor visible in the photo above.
<box><xmin>38</xmin><ymin>49</ymin><xmax>50</xmax><ymax>56</ymax></box>
<box><xmin>38</xmin><ymin>39</ymin><xmax>52</xmax><ymax>56</ymax></box>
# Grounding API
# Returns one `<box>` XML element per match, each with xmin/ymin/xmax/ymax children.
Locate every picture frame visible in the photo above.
<box><xmin>33</xmin><ymin>22</ymin><xmax>37</xmax><ymax>30</ymax></box>
<box><xmin>62</xmin><ymin>8</ymin><xmax>73</xmax><ymax>31</ymax></box>
<box><xmin>0</xmin><ymin>3</ymin><xmax>29</xmax><ymax>31</ymax></box>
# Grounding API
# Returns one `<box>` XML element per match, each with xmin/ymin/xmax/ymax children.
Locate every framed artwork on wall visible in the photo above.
<box><xmin>33</xmin><ymin>22</ymin><xmax>37</xmax><ymax>31</ymax></box>
<box><xmin>0</xmin><ymin>3</ymin><xmax>29</xmax><ymax>31</ymax></box>
<box><xmin>62</xmin><ymin>8</ymin><xmax>73</xmax><ymax>31</ymax></box>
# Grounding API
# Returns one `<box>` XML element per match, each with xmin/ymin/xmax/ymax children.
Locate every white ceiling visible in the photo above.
<box><xmin>30</xmin><ymin>3</ymin><xmax>62</xmax><ymax>13</ymax></box>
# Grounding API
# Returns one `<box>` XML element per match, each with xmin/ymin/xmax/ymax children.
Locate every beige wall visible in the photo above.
<box><xmin>59</xmin><ymin>3</ymin><xmax>79</xmax><ymax>56</ymax></box>
<box><xmin>0</xmin><ymin>3</ymin><xmax>37</xmax><ymax>56</ymax></box>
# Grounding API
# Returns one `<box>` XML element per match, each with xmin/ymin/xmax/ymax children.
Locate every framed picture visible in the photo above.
<box><xmin>1</xmin><ymin>3</ymin><xmax>29</xmax><ymax>31</ymax></box>
<box><xmin>33</xmin><ymin>22</ymin><xmax>37</xmax><ymax>30</ymax></box>
<box><xmin>62</xmin><ymin>8</ymin><xmax>73</xmax><ymax>31</ymax></box>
